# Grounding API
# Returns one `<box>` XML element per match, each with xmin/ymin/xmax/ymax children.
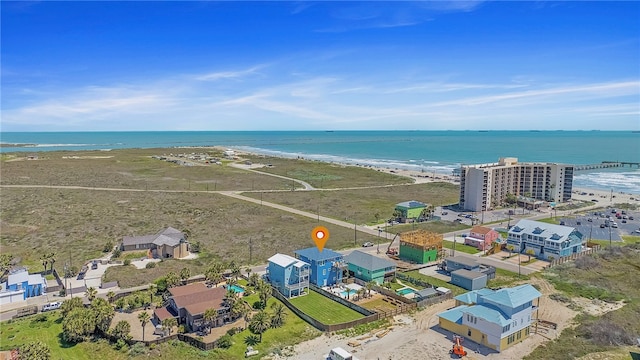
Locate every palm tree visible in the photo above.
<box><xmin>245</xmin><ymin>267</ymin><xmax>252</xmax><ymax>278</ymax></box>
<box><xmin>91</xmin><ymin>297</ymin><xmax>115</xmax><ymax>333</ymax></box>
<box><xmin>356</xmin><ymin>288</ymin><xmax>366</xmax><ymax>301</ymax></box>
<box><xmin>106</xmin><ymin>290</ymin><xmax>116</xmax><ymax>304</ymax></box>
<box><xmin>48</xmin><ymin>252</ymin><xmax>56</xmax><ymax>275</ymax></box>
<box><xmin>345</xmin><ymin>288</ymin><xmax>353</xmax><ymax>300</ymax></box>
<box><xmin>525</xmin><ymin>249</ymin><xmax>536</xmax><ymax>262</ymax></box>
<box><xmin>40</xmin><ymin>254</ymin><xmax>49</xmax><ymax>274</ymax></box>
<box><xmin>203</xmin><ymin>308</ymin><xmax>218</xmax><ymax>334</ymax></box>
<box><xmin>225</xmin><ymin>288</ymin><xmax>239</xmax><ymax>311</ymax></box>
<box><xmin>205</xmin><ymin>263</ymin><xmax>223</xmax><ymax>287</ymax></box>
<box><xmin>111</xmin><ymin>320</ymin><xmax>131</xmax><ymax>341</ymax></box>
<box><xmin>365</xmin><ymin>281</ymin><xmax>376</xmax><ymax>298</ymax></box>
<box><xmin>179</xmin><ymin>267</ymin><xmax>191</xmax><ymax>284</ymax></box>
<box><xmin>270</xmin><ymin>303</ymin><xmax>286</xmax><ymax>328</ymax></box>
<box><xmin>506</xmin><ymin>244</ymin><xmax>516</xmax><ymax>257</ymax></box>
<box><xmin>230</xmin><ymin>262</ymin><xmax>241</xmax><ymax>281</ymax></box>
<box><xmin>148</xmin><ymin>283</ymin><xmax>158</xmax><ymax>306</ymax></box>
<box><xmin>138</xmin><ymin>311</ymin><xmax>150</xmax><ymax>342</ymax></box>
<box><xmin>227</xmin><ymin>277</ymin><xmax>238</xmax><ymax>288</ymax></box>
<box><xmin>85</xmin><ymin>287</ymin><xmax>97</xmax><ymax>302</ymax></box>
<box><xmin>249</xmin><ymin>310</ymin><xmax>270</xmax><ymax>341</ymax></box>
<box><xmin>165</xmin><ymin>271</ymin><xmax>180</xmax><ymax>288</ymax></box>
<box><xmin>248</xmin><ymin>273</ymin><xmax>259</xmax><ymax>287</ymax></box>
<box><xmin>161</xmin><ymin>317</ymin><xmax>177</xmax><ymax>335</ymax></box>
<box><xmin>256</xmin><ymin>280</ymin><xmax>271</xmax><ymax>308</ymax></box>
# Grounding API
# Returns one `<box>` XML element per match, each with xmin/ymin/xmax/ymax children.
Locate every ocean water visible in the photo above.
<box><xmin>1</xmin><ymin>131</ymin><xmax>638</xmax><ymax>193</ymax></box>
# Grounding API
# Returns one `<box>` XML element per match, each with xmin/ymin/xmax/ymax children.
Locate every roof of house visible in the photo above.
<box><xmin>452</xmin><ymin>269</ymin><xmax>487</xmax><ymax>280</ymax></box>
<box><xmin>172</xmin><ymin>287</ymin><xmax>227</xmax><ymax>314</ymax></box>
<box><xmin>395</xmin><ymin>200</ymin><xmax>427</xmax><ymax>209</ymax></box>
<box><xmin>154</xmin><ymin>307</ymin><xmax>174</xmax><ymax>322</ymax></box>
<box><xmin>509</xmin><ymin>220</ymin><xmax>576</xmax><ymax>243</ymax></box>
<box><xmin>183</xmin><ymin>288</ymin><xmax>227</xmax><ymax>316</ymax></box>
<box><xmin>463</xmin><ymin>305</ymin><xmax>511</xmax><ymax>327</ymax></box>
<box><xmin>168</xmin><ymin>282</ymin><xmax>208</xmax><ymax>298</ymax></box>
<box><xmin>7</xmin><ymin>269</ymin><xmax>45</xmax><ymax>287</ymax></box>
<box><xmin>416</xmin><ymin>288</ymin><xmax>438</xmax><ymax>298</ymax></box>
<box><xmin>470</xmin><ymin>226</ymin><xmax>496</xmax><ymax>235</ymax></box>
<box><xmin>454</xmin><ymin>288</ymin><xmax>495</xmax><ymax>305</ymax></box>
<box><xmin>268</xmin><ymin>254</ymin><xmax>309</xmax><ymax>269</ymax></box>
<box><xmin>7</xmin><ymin>270</ymin><xmax>29</xmax><ymax>285</ymax></box>
<box><xmin>481</xmin><ymin>284</ymin><xmax>541</xmax><ymax>308</ymax></box>
<box><xmin>345</xmin><ymin>250</ymin><xmax>396</xmax><ymax>272</ymax></box>
<box><xmin>446</xmin><ymin>256</ymin><xmax>478</xmax><ymax>268</ymax></box>
<box><xmin>122</xmin><ymin>227</ymin><xmax>185</xmax><ymax>247</ymax></box>
<box><xmin>294</xmin><ymin>247</ymin><xmax>343</xmax><ymax>262</ymax></box>
<box><xmin>438</xmin><ymin>305</ymin><xmax>466</xmax><ymax>324</ymax></box>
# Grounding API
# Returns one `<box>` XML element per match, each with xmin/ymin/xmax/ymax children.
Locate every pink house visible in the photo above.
<box><xmin>464</xmin><ymin>226</ymin><xmax>499</xmax><ymax>250</ymax></box>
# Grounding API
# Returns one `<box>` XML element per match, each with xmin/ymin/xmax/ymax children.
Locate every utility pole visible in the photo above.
<box><xmin>317</xmin><ymin>205</ymin><xmax>320</xmax><ymax>223</ymax></box>
<box><xmin>452</xmin><ymin>234</ymin><xmax>456</xmax><ymax>257</ymax></box>
<box><xmin>249</xmin><ymin>238</ymin><xmax>253</xmax><ymax>264</ymax></box>
<box><xmin>353</xmin><ymin>222</ymin><xmax>357</xmax><ymax>245</ymax></box>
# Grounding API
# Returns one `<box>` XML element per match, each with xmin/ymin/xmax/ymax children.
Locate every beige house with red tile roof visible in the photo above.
<box><xmin>154</xmin><ymin>283</ymin><xmax>233</xmax><ymax>332</ymax></box>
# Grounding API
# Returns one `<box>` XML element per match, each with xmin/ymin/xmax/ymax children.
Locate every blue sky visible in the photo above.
<box><xmin>2</xmin><ymin>1</ymin><xmax>639</xmax><ymax>131</ymax></box>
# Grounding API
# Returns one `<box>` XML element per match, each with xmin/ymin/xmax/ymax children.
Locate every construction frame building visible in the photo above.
<box><xmin>398</xmin><ymin>229</ymin><xmax>443</xmax><ymax>264</ymax></box>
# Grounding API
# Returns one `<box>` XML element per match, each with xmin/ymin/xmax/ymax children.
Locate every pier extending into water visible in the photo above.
<box><xmin>574</xmin><ymin>161</ymin><xmax>640</xmax><ymax>171</ymax></box>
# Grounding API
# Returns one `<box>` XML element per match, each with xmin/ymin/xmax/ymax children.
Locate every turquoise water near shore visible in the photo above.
<box><xmin>1</xmin><ymin>131</ymin><xmax>638</xmax><ymax>193</ymax></box>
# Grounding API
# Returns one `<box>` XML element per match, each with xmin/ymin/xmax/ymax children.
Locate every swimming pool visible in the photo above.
<box><xmin>396</xmin><ymin>288</ymin><xmax>416</xmax><ymax>296</ymax></box>
<box><xmin>229</xmin><ymin>285</ymin><xmax>245</xmax><ymax>293</ymax></box>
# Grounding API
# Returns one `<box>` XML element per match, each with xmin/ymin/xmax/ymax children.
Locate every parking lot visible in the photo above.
<box><xmin>564</xmin><ymin>208</ymin><xmax>640</xmax><ymax>242</ymax></box>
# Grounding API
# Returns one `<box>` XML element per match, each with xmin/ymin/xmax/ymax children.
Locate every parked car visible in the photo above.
<box><xmin>629</xmin><ymin>216</ymin><xmax>634</xmax><ymax>220</ymax></box>
<box><xmin>362</xmin><ymin>241</ymin><xmax>374</xmax><ymax>247</ymax></box>
<box><xmin>559</xmin><ymin>221</ymin><xmax>566</xmax><ymax>225</ymax></box>
<box><xmin>622</xmin><ymin>220</ymin><xmax>627</xmax><ymax>223</ymax></box>
<box><xmin>42</xmin><ymin>301</ymin><xmax>62</xmax><ymax>312</ymax></box>
<box><xmin>587</xmin><ymin>218</ymin><xmax>593</xmax><ymax>222</ymax></box>
<box><xmin>600</xmin><ymin>224</ymin><xmax>606</xmax><ymax>228</ymax></box>
<box><xmin>611</xmin><ymin>223</ymin><xmax>618</xmax><ymax>228</ymax></box>
<box><xmin>441</xmin><ymin>211</ymin><xmax>448</xmax><ymax>215</ymax></box>
<box><xmin>91</xmin><ymin>260</ymin><xmax>99</xmax><ymax>270</ymax></box>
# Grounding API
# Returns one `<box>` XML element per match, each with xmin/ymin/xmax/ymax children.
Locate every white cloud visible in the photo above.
<box><xmin>194</xmin><ymin>65</ymin><xmax>266</xmax><ymax>81</ymax></box>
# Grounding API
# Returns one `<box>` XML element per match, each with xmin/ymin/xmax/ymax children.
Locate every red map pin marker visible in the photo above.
<box><xmin>311</xmin><ymin>226</ymin><xmax>330</xmax><ymax>253</ymax></box>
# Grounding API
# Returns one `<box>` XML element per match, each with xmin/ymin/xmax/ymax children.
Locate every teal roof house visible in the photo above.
<box><xmin>345</xmin><ymin>250</ymin><xmax>396</xmax><ymax>284</ymax></box>
<box><xmin>438</xmin><ymin>284</ymin><xmax>541</xmax><ymax>352</ymax></box>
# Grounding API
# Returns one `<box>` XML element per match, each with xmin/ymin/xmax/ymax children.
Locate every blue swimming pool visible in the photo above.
<box><xmin>229</xmin><ymin>285</ymin><xmax>245</xmax><ymax>293</ymax></box>
<box><xmin>396</xmin><ymin>288</ymin><xmax>416</xmax><ymax>296</ymax></box>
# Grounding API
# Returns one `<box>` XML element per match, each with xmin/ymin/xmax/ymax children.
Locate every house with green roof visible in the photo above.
<box><xmin>345</xmin><ymin>250</ymin><xmax>396</xmax><ymax>284</ymax></box>
<box><xmin>437</xmin><ymin>284</ymin><xmax>541</xmax><ymax>352</ymax></box>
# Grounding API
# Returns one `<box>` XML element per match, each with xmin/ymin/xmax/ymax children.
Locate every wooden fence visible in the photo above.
<box><xmin>547</xmin><ymin>245</ymin><xmax>601</xmax><ymax>268</ymax></box>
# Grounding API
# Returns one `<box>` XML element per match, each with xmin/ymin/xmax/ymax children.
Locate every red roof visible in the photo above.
<box><xmin>172</xmin><ymin>287</ymin><xmax>227</xmax><ymax>316</ymax></box>
<box><xmin>168</xmin><ymin>282</ymin><xmax>208</xmax><ymax>297</ymax></box>
<box><xmin>471</xmin><ymin>226</ymin><xmax>495</xmax><ymax>235</ymax></box>
<box><xmin>154</xmin><ymin>307</ymin><xmax>174</xmax><ymax>322</ymax></box>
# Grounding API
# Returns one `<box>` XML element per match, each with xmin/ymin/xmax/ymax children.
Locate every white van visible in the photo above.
<box><xmin>42</xmin><ymin>301</ymin><xmax>62</xmax><ymax>312</ymax></box>
<box><xmin>326</xmin><ymin>347</ymin><xmax>359</xmax><ymax>360</ymax></box>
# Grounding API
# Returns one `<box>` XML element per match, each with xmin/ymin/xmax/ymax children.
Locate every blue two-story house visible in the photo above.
<box><xmin>2</xmin><ymin>269</ymin><xmax>47</xmax><ymax>300</ymax></box>
<box><xmin>438</xmin><ymin>284</ymin><xmax>542</xmax><ymax>352</ymax></box>
<box><xmin>507</xmin><ymin>219</ymin><xmax>584</xmax><ymax>261</ymax></box>
<box><xmin>266</xmin><ymin>254</ymin><xmax>310</xmax><ymax>298</ymax></box>
<box><xmin>294</xmin><ymin>247</ymin><xmax>345</xmax><ymax>287</ymax></box>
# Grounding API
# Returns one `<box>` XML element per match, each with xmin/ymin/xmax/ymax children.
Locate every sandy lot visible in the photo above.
<box><xmin>276</xmin><ymin>278</ymin><xmax>577</xmax><ymax>360</ymax></box>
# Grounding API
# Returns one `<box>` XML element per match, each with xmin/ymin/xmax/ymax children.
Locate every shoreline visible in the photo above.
<box><xmin>227</xmin><ymin>146</ymin><xmax>640</xmax><ymax>200</ymax></box>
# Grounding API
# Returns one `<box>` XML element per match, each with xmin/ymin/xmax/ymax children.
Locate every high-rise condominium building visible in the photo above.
<box><xmin>459</xmin><ymin>157</ymin><xmax>573</xmax><ymax>211</ymax></box>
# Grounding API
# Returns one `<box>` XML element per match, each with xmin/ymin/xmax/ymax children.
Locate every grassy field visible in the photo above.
<box><xmin>442</xmin><ymin>241</ymin><xmax>480</xmax><ymax>254</ymax></box>
<box><xmin>2</xmin><ymin>187</ymin><xmax>378</xmax><ymax>278</ymax></box>
<box><xmin>242</xmin><ymin>154</ymin><xmax>414</xmax><ymax>189</ymax></box>
<box><xmin>244</xmin><ymin>182</ymin><xmax>461</xmax><ymax>226</ymax></box>
<box><xmin>402</xmin><ymin>270</ymin><xmax>466</xmax><ymax>296</ymax></box>
<box><xmin>525</xmin><ymin>244</ymin><xmax>640</xmax><ymax>360</ymax></box>
<box><xmin>289</xmin><ymin>291</ymin><xmax>364</xmax><ymax>325</ymax></box>
<box><xmin>1</xmin><ymin>148</ymin><xmax>453</xmax><ymax>275</ymax></box>
<box><xmin>0</xmin><ymin>149</ymin><xmax>292</xmax><ymax>192</ymax></box>
<box><xmin>0</xmin><ymin>313</ymin><xmax>128</xmax><ymax>360</ymax></box>
<box><xmin>487</xmin><ymin>268</ymin><xmax>531</xmax><ymax>288</ymax></box>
